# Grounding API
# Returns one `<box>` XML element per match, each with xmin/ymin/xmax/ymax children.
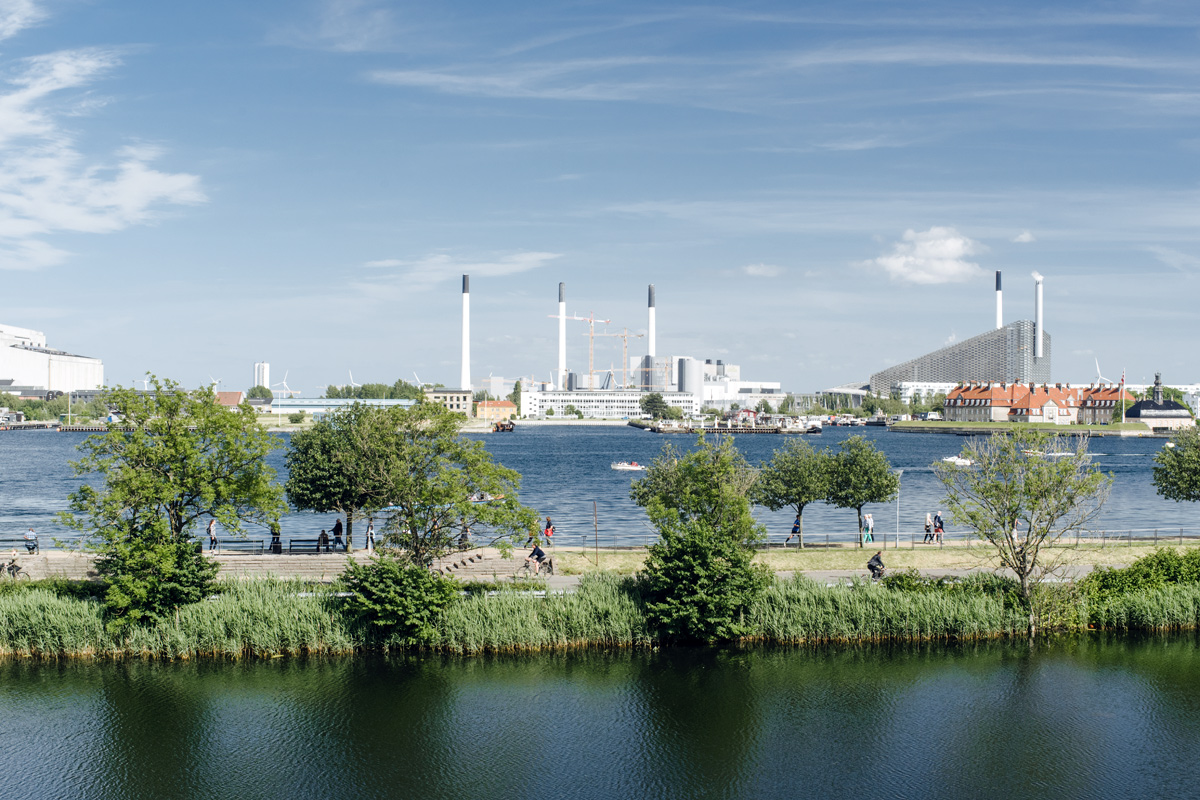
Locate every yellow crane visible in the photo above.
<box><xmin>594</xmin><ymin>328</ymin><xmax>644</xmax><ymax>389</ymax></box>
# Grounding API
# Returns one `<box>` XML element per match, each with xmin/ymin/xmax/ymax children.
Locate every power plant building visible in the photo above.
<box><xmin>869</xmin><ymin>272</ymin><xmax>1051</xmax><ymax>394</ymax></box>
<box><xmin>0</xmin><ymin>322</ymin><xmax>104</xmax><ymax>394</ymax></box>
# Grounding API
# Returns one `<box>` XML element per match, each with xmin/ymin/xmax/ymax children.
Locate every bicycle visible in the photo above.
<box><xmin>521</xmin><ymin>556</ymin><xmax>555</xmax><ymax>578</ymax></box>
<box><xmin>2</xmin><ymin>559</ymin><xmax>30</xmax><ymax>581</ymax></box>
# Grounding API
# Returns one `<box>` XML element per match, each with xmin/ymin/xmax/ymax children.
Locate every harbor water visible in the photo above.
<box><xmin>3</xmin><ymin>636</ymin><xmax>1200</xmax><ymax>799</ymax></box>
<box><xmin>0</xmin><ymin>425</ymin><xmax>1186</xmax><ymax>547</ymax></box>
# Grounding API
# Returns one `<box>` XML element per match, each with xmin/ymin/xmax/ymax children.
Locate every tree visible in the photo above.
<box><xmin>247</xmin><ymin>384</ymin><xmax>274</xmax><ymax>400</ymax></box>
<box><xmin>340</xmin><ymin>557</ymin><xmax>458</xmax><ymax>646</ymax></box>
<box><xmin>1153</xmin><ymin>426</ymin><xmax>1200</xmax><ymax>503</ymax></box>
<box><xmin>292</xmin><ymin>403</ymin><xmax>539</xmax><ymax>566</ymax></box>
<box><xmin>640</xmin><ymin>393</ymin><xmax>671</xmax><ymax>419</ymax></box>
<box><xmin>825</xmin><ymin>435</ymin><xmax>899</xmax><ymax>547</ymax></box>
<box><xmin>1111</xmin><ymin>399</ymin><xmax>1136</xmax><ymax>423</ymax></box>
<box><xmin>756</xmin><ymin>399</ymin><xmax>773</xmax><ymax>414</ymax></box>
<box><xmin>60</xmin><ymin>378</ymin><xmax>286</xmax><ymax>627</ymax></box>
<box><xmin>754</xmin><ymin>439</ymin><xmax>831</xmax><ymax>548</ymax></box>
<box><xmin>934</xmin><ymin>429</ymin><xmax>1111</xmax><ymax>635</ymax></box>
<box><xmin>631</xmin><ymin>436</ymin><xmax>768</xmax><ymax>642</ymax></box>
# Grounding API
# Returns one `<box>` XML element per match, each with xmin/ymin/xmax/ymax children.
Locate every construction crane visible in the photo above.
<box><xmin>549</xmin><ymin>310</ymin><xmax>611</xmax><ymax>389</ymax></box>
<box><xmin>595</xmin><ymin>328</ymin><xmax>644</xmax><ymax>389</ymax></box>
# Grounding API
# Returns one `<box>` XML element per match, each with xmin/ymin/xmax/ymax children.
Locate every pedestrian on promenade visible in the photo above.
<box><xmin>332</xmin><ymin>518</ymin><xmax>344</xmax><ymax>551</ymax></box>
<box><xmin>207</xmin><ymin>519</ymin><xmax>218</xmax><ymax>552</ymax></box>
<box><xmin>924</xmin><ymin>512</ymin><xmax>934</xmax><ymax>544</ymax></box>
<box><xmin>23</xmin><ymin>527</ymin><xmax>38</xmax><ymax>554</ymax></box>
<box><xmin>543</xmin><ymin>517</ymin><xmax>555</xmax><ymax>546</ymax></box>
<box><xmin>933</xmin><ymin>511</ymin><xmax>944</xmax><ymax>544</ymax></box>
<box><xmin>785</xmin><ymin>515</ymin><xmax>801</xmax><ymax>546</ymax></box>
<box><xmin>863</xmin><ymin>513</ymin><xmax>874</xmax><ymax>543</ymax></box>
<box><xmin>366</xmin><ymin>518</ymin><xmax>375</xmax><ymax>554</ymax></box>
<box><xmin>318</xmin><ymin>529</ymin><xmax>329</xmax><ymax>552</ymax></box>
<box><xmin>269</xmin><ymin>522</ymin><xmax>282</xmax><ymax>555</ymax></box>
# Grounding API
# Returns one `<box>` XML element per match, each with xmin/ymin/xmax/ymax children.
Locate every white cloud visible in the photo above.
<box><xmin>1013</xmin><ymin>230</ymin><xmax>1036</xmax><ymax>243</ymax></box>
<box><xmin>0</xmin><ymin>48</ymin><xmax>205</xmax><ymax>270</ymax></box>
<box><xmin>740</xmin><ymin>263</ymin><xmax>782</xmax><ymax>278</ymax></box>
<box><xmin>1147</xmin><ymin>245</ymin><xmax>1200</xmax><ymax>273</ymax></box>
<box><xmin>866</xmin><ymin>226</ymin><xmax>984</xmax><ymax>284</ymax></box>
<box><xmin>355</xmin><ymin>250</ymin><xmax>562</xmax><ymax>295</ymax></box>
<box><xmin>0</xmin><ymin>0</ymin><xmax>45</xmax><ymax>42</ymax></box>
<box><xmin>272</xmin><ymin>0</ymin><xmax>400</xmax><ymax>53</ymax></box>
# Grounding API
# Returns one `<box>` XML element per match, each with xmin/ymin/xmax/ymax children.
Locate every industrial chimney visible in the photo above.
<box><xmin>557</xmin><ymin>282</ymin><xmax>566</xmax><ymax>391</ymax></box>
<box><xmin>647</xmin><ymin>284</ymin><xmax>656</xmax><ymax>358</ymax></box>
<box><xmin>461</xmin><ymin>275</ymin><xmax>471</xmax><ymax>391</ymax></box>
<box><xmin>995</xmin><ymin>271</ymin><xmax>1003</xmax><ymax>330</ymax></box>
<box><xmin>1031</xmin><ymin>271</ymin><xmax>1044</xmax><ymax>359</ymax></box>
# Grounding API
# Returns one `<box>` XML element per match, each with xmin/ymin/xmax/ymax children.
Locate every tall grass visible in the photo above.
<box><xmin>0</xmin><ymin>588</ymin><xmax>110</xmax><ymax>656</ymax></box>
<box><xmin>1088</xmin><ymin>584</ymin><xmax>1200</xmax><ymax>631</ymax></box>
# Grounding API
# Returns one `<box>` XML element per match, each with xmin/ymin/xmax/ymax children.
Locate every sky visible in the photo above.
<box><xmin>0</xmin><ymin>0</ymin><xmax>1198</xmax><ymax>395</ymax></box>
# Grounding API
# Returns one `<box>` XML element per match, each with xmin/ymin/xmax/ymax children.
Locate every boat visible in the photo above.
<box><xmin>611</xmin><ymin>461</ymin><xmax>646</xmax><ymax>472</ymax></box>
<box><xmin>941</xmin><ymin>456</ymin><xmax>974</xmax><ymax>466</ymax></box>
<box><xmin>492</xmin><ymin>420</ymin><xmax>515</xmax><ymax>432</ymax></box>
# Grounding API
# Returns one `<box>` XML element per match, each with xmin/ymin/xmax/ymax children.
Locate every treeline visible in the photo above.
<box><xmin>0</xmin><ymin>392</ymin><xmax>108</xmax><ymax>422</ymax></box>
<box><xmin>324</xmin><ymin>379</ymin><xmax>429</xmax><ymax>401</ymax></box>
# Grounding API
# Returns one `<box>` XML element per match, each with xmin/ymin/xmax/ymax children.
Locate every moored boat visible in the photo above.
<box><xmin>610</xmin><ymin>461</ymin><xmax>646</xmax><ymax>472</ymax></box>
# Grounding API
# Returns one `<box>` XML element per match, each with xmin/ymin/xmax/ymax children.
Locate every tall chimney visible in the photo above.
<box><xmin>1031</xmin><ymin>271</ymin><xmax>1044</xmax><ymax>359</ymax></box>
<box><xmin>461</xmin><ymin>275</ymin><xmax>471</xmax><ymax>390</ymax></box>
<box><xmin>647</xmin><ymin>284</ymin><xmax>656</xmax><ymax>358</ymax></box>
<box><xmin>995</xmin><ymin>270</ymin><xmax>1003</xmax><ymax>329</ymax></box>
<box><xmin>557</xmin><ymin>282</ymin><xmax>566</xmax><ymax>391</ymax></box>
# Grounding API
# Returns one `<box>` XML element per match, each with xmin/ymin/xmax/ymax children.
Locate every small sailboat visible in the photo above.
<box><xmin>610</xmin><ymin>461</ymin><xmax>646</xmax><ymax>472</ymax></box>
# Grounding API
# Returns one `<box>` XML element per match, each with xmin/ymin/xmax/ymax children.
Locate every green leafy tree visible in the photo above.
<box><xmin>754</xmin><ymin>439</ymin><xmax>832</xmax><ymax>548</ymax></box>
<box><xmin>340</xmin><ymin>556</ymin><xmax>458</xmax><ymax>646</ymax></box>
<box><xmin>1153</xmin><ymin>426</ymin><xmax>1200</xmax><ymax>503</ymax></box>
<box><xmin>934</xmin><ymin>430</ymin><xmax>1111</xmax><ymax>635</ymax></box>
<box><xmin>756</xmin><ymin>399</ymin><xmax>773</xmax><ymax>414</ymax></box>
<box><xmin>1111</xmin><ymin>399</ymin><xmax>1136</xmax><ymax>423</ymax></box>
<box><xmin>508</xmin><ymin>379</ymin><xmax>522</xmax><ymax>411</ymax></box>
<box><xmin>826</xmin><ymin>435</ymin><xmax>899</xmax><ymax>546</ymax></box>
<box><xmin>640</xmin><ymin>393</ymin><xmax>671</xmax><ymax>419</ymax></box>
<box><xmin>60</xmin><ymin>378</ymin><xmax>286</xmax><ymax>627</ymax></box>
<box><xmin>247</xmin><ymin>384</ymin><xmax>274</xmax><ymax>400</ymax></box>
<box><xmin>631</xmin><ymin>436</ymin><xmax>768</xmax><ymax>642</ymax></box>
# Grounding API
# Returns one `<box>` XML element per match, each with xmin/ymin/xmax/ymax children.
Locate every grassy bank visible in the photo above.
<box><xmin>6</xmin><ymin>560</ymin><xmax>1200</xmax><ymax>657</ymax></box>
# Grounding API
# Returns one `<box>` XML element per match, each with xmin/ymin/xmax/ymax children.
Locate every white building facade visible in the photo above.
<box><xmin>520</xmin><ymin>388</ymin><xmax>699</xmax><ymax>419</ymax></box>
<box><xmin>0</xmin><ymin>323</ymin><xmax>103</xmax><ymax>393</ymax></box>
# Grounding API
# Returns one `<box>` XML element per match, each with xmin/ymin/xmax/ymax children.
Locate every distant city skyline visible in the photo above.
<box><xmin>0</xmin><ymin>1</ymin><xmax>1196</xmax><ymax>394</ymax></box>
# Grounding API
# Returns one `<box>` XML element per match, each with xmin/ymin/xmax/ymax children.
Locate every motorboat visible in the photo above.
<box><xmin>941</xmin><ymin>456</ymin><xmax>974</xmax><ymax>467</ymax></box>
<box><xmin>611</xmin><ymin>461</ymin><xmax>646</xmax><ymax>472</ymax></box>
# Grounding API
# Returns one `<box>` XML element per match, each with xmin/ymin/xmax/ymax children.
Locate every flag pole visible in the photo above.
<box><xmin>1121</xmin><ymin>368</ymin><xmax>1126</xmax><ymax>424</ymax></box>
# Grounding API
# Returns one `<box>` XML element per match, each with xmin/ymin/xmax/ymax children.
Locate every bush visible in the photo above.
<box><xmin>639</xmin><ymin>518</ymin><xmax>770</xmax><ymax>643</ymax></box>
<box><xmin>340</xmin><ymin>556</ymin><xmax>458</xmax><ymax>646</ymax></box>
<box><xmin>95</xmin><ymin>529</ymin><xmax>219</xmax><ymax>630</ymax></box>
<box><xmin>1080</xmin><ymin>548</ymin><xmax>1200</xmax><ymax>602</ymax></box>
<box><xmin>288</xmin><ymin>412</ymin><xmax>305</xmax><ymax>424</ymax></box>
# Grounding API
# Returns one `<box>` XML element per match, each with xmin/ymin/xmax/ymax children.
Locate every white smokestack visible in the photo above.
<box><xmin>1031</xmin><ymin>271</ymin><xmax>1044</xmax><ymax>358</ymax></box>
<box><xmin>647</xmin><ymin>284</ymin><xmax>656</xmax><ymax>358</ymax></box>
<box><xmin>557</xmin><ymin>282</ymin><xmax>566</xmax><ymax>391</ymax></box>
<box><xmin>461</xmin><ymin>275</ymin><xmax>471</xmax><ymax>390</ymax></box>
<box><xmin>995</xmin><ymin>271</ymin><xmax>1003</xmax><ymax>329</ymax></box>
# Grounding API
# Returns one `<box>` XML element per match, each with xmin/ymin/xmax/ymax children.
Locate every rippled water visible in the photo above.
<box><xmin>3</xmin><ymin>637</ymin><xmax>1200</xmax><ymax>799</ymax></box>
<box><xmin>0</xmin><ymin>425</ymin><xmax>1184</xmax><ymax>546</ymax></box>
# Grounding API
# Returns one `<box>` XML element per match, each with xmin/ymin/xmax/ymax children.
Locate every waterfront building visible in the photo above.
<box><xmin>944</xmin><ymin>381</ymin><xmax>1136</xmax><ymax>425</ymax></box>
<box><xmin>0</xmin><ymin>322</ymin><xmax>103</xmax><ymax>393</ymax></box>
<box><xmin>891</xmin><ymin>381</ymin><xmax>959</xmax><ymax>405</ymax></box>
<box><xmin>270</xmin><ymin>398</ymin><xmax>417</xmax><ymax>416</ymax></box>
<box><xmin>1125</xmin><ymin>374</ymin><xmax>1195</xmax><ymax>432</ymax></box>
<box><xmin>520</xmin><ymin>387</ymin><xmax>698</xmax><ymax>419</ymax></box>
<box><xmin>423</xmin><ymin>388</ymin><xmax>473</xmax><ymax>417</ymax></box>
<box><xmin>476</xmin><ymin>400</ymin><xmax>517</xmax><ymax>422</ymax></box>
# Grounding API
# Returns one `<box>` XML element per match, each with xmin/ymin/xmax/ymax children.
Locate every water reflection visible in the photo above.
<box><xmin>3</xmin><ymin>637</ymin><xmax>1200</xmax><ymax>799</ymax></box>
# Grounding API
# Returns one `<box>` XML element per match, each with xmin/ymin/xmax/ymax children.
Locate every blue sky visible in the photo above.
<box><xmin>1</xmin><ymin>0</ymin><xmax>1198</xmax><ymax>394</ymax></box>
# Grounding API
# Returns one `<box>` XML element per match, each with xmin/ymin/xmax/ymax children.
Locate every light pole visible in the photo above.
<box><xmin>893</xmin><ymin>469</ymin><xmax>904</xmax><ymax>550</ymax></box>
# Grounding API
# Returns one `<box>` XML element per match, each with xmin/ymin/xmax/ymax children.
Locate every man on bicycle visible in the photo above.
<box><xmin>525</xmin><ymin>543</ymin><xmax>548</xmax><ymax>575</ymax></box>
<box><xmin>867</xmin><ymin>551</ymin><xmax>885</xmax><ymax>580</ymax></box>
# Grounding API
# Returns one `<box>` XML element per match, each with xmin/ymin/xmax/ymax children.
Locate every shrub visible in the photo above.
<box><xmin>340</xmin><ymin>556</ymin><xmax>458</xmax><ymax>646</ymax></box>
<box><xmin>1080</xmin><ymin>548</ymin><xmax>1200</xmax><ymax>602</ymax></box>
<box><xmin>288</xmin><ymin>412</ymin><xmax>305</xmax><ymax>424</ymax></box>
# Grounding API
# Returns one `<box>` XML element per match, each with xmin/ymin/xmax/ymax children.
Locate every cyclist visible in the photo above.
<box><xmin>526</xmin><ymin>543</ymin><xmax>548</xmax><ymax>575</ymax></box>
<box><xmin>867</xmin><ymin>551</ymin><xmax>885</xmax><ymax>580</ymax></box>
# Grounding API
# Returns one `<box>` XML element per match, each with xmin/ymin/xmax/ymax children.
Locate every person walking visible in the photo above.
<box><xmin>269</xmin><ymin>522</ymin><xmax>282</xmax><ymax>555</ymax></box>
<box><xmin>365</xmin><ymin>518</ymin><xmax>375</xmax><ymax>554</ymax></box>
<box><xmin>933</xmin><ymin>511</ymin><xmax>944</xmax><ymax>544</ymax></box>
<box><xmin>863</xmin><ymin>513</ymin><xmax>874</xmax><ymax>543</ymax></box>
<box><xmin>332</xmin><ymin>518</ymin><xmax>345</xmax><ymax>551</ymax></box>
<box><xmin>207</xmin><ymin>519</ymin><xmax>218</xmax><ymax>552</ymax></box>
<box><xmin>543</xmin><ymin>517</ymin><xmax>555</xmax><ymax>547</ymax></box>
<box><xmin>924</xmin><ymin>512</ymin><xmax>934</xmax><ymax>544</ymax></box>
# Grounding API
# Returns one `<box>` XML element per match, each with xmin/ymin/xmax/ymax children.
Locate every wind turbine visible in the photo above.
<box><xmin>272</xmin><ymin>371</ymin><xmax>300</xmax><ymax>398</ymax></box>
<box><xmin>209</xmin><ymin>375</ymin><xmax>222</xmax><ymax>392</ymax></box>
<box><xmin>413</xmin><ymin>372</ymin><xmax>428</xmax><ymax>390</ymax></box>
<box><xmin>135</xmin><ymin>378</ymin><xmax>150</xmax><ymax>391</ymax></box>
<box><xmin>1095</xmin><ymin>359</ymin><xmax>1112</xmax><ymax>384</ymax></box>
<box><xmin>348</xmin><ymin>370</ymin><xmax>362</xmax><ymax>388</ymax></box>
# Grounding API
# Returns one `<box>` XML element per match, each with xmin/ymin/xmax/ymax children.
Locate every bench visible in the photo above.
<box><xmin>211</xmin><ymin>538</ymin><xmax>265</xmax><ymax>555</ymax></box>
<box><xmin>287</xmin><ymin>538</ymin><xmax>341</xmax><ymax>554</ymax></box>
<box><xmin>0</xmin><ymin>537</ymin><xmax>39</xmax><ymax>554</ymax></box>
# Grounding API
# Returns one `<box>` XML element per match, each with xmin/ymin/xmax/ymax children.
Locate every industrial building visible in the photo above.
<box><xmin>0</xmin><ymin>322</ymin><xmax>104</xmax><ymax>394</ymax></box>
<box><xmin>870</xmin><ymin>272</ymin><xmax>1051</xmax><ymax>394</ymax></box>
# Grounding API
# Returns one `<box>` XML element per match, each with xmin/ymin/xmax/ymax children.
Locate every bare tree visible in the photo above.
<box><xmin>934</xmin><ymin>429</ymin><xmax>1111</xmax><ymax>635</ymax></box>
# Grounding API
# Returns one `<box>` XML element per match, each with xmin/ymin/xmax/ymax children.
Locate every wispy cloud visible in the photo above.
<box><xmin>865</xmin><ymin>227</ymin><xmax>985</xmax><ymax>284</ymax></box>
<box><xmin>0</xmin><ymin>0</ymin><xmax>45</xmax><ymax>41</ymax></box>
<box><xmin>0</xmin><ymin>48</ymin><xmax>204</xmax><ymax>270</ymax></box>
<box><xmin>1147</xmin><ymin>245</ymin><xmax>1200</xmax><ymax>273</ymax></box>
<box><xmin>1013</xmin><ymin>230</ymin><xmax>1036</xmax><ymax>243</ymax></box>
<box><xmin>355</xmin><ymin>250</ymin><xmax>561</xmax><ymax>295</ymax></box>
<box><xmin>740</xmin><ymin>263</ymin><xmax>782</xmax><ymax>278</ymax></box>
<box><xmin>272</xmin><ymin>0</ymin><xmax>402</xmax><ymax>53</ymax></box>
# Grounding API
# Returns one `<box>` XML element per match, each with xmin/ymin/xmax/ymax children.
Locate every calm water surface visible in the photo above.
<box><xmin>3</xmin><ymin>637</ymin><xmax>1200</xmax><ymax>799</ymax></box>
<box><xmin>0</xmin><ymin>425</ymin><xmax>1185</xmax><ymax>546</ymax></box>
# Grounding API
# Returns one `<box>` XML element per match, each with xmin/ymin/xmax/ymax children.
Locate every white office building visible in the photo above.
<box><xmin>254</xmin><ymin>362</ymin><xmax>270</xmax><ymax>389</ymax></box>
<box><xmin>0</xmin><ymin>323</ymin><xmax>103</xmax><ymax>393</ymax></box>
